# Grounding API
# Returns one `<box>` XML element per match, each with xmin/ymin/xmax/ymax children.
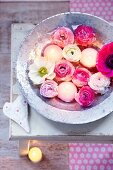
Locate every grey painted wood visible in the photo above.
<box><xmin>0</xmin><ymin>53</ymin><xmax>11</xmax><ymax>108</ymax></box>
<box><xmin>0</xmin><ymin>1</ymin><xmax>69</xmax><ymax>54</ymax></box>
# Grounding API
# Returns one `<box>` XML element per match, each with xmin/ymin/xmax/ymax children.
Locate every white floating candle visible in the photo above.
<box><xmin>44</xmin><ymin>44</ymin><xmax>63</xmax><ymax>63</ymax></box>
<box><xmin>80</xmin><ymin>48</ymin><xmax>98</xmax><ymax>68</ymax></box>
<box><xmin>58</xmin><ymin>82</ymin><xmax>77</xmax><ymax>102</ymax></box>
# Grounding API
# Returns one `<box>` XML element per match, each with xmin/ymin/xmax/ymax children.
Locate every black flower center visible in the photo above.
<box><xmin>60</xmin><ymin>33</ymin><xmax>66</xmax><ymax>40</ymax></box>
<box><xmin>60</xmin><ymin>66</ymin><xmax>66</xmax><ymax>70</ymax></box>
<box><xmin>105</xmin><ymin>54</ymin><xmax>113</xmax><ymax>69</ymax></box>
<box><xmin>71</xmin><ymin>51</ymin><xmax>74</xmax><ymax>55</ymax></box>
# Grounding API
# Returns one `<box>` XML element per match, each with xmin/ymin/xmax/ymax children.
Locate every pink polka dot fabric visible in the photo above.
<box><xmin>69</xmin><ymin>143</ymin><xmax>113</xmax><ymax>170</ymax></box>
<box><xmin>69</xmin><ymin>1</ymin><xmax>113</xmax><ymax>169</ymax></box>
<box><xmin>70</xmin><ymin>0</ymin><xmax>113</xmax><ymax>21</ymax></box>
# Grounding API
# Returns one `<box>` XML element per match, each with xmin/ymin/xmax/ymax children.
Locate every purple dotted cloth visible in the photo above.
<box><xmin>69</xmin><ymin>143</ymin><xmax>113</xmax><ymax>170</ymax></box>
<box><xmin>70</xmin><ymin>0</ymin><xmax>113</xmax><ymax>21</ymax></box>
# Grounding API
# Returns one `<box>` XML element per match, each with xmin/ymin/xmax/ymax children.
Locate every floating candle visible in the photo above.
<box><xmin>80</xmin><ymin>48</ymin><xmax>98</xmax><ymax>68</ymax></box>
<box><xmin>28</xmin><ymin>147</ymin><xmax>43</xmax><ymax>163</ymax></box>
<box><xmin>44</xmin><ymin>44</ymin><xmax>63</xmax><ymax>63</ymax></box>
<box><xmin>58</xmin><ymin>82</ymin><xmax>77</xmax><ymax>102</ymax></box>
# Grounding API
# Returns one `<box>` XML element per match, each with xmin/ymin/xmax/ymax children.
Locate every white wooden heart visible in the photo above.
<box><xmin>3</xmin><ymin>95</ymin><xmax>30</xmax><ymax>133</ymax></box>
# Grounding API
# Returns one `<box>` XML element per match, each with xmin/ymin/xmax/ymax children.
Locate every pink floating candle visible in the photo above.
<box><xmin>58</xmin><ymin>82</ymin><xmax>77</xmax><ymax>102</ymax></box>
<box><xmin>43</xmin><ymin>44</ymin><xmax>63</xmax><ymax>63</ymax></box>
<box><xmin>80</xmin><ymin>48</ymin><xmax>98</xmax><ymax>68</ymax></box>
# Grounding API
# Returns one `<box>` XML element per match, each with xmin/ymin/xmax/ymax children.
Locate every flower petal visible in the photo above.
<box><xmin>47</xmin><ymin>72</ymin><xmax>56</xmax><ymax>80</ymax></box>
<box><xmin>96</xmin><ymin>42</ymin><xmax>113</xmax><ymax>77</ymax></box>
<box><xmin>29</xmin><ymin>63</ymin><xmax>38</xmax><ymax>73</ymax></box>
<box><xmin>28</xmin><ymin>72</ymin><xmax>45</xmax><ymax>85</ymax></box>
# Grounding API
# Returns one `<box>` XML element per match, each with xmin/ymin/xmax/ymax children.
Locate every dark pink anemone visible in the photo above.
<box><xmin>96</xmin><ymin>42</ymin><xmax>113</xmax><ymax>77</ymax></box>
<box><xmin>74</xmin><ymin>25</ymin><xmax>96</xmax><ymax>46</ymax></box>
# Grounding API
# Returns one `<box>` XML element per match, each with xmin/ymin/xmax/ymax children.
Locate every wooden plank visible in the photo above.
<box><xmin>0</xmin><ymin>107</ymin><xmax>69</xmax><ymax>165</ymax></box>
<box><xmin>1</xmin><ymin>0</ymin><xmax>68</xmax><ymax>1</ymax></box>
<box><xmin>0</xmin><ymin>1</ymin><xmax>68</xmax><ymax>104</ymax></box>
<box><xmin>0</xmin><ymin>109</ymin><xmax>68</xmax><ymax>168</ymax></box>
<box><xmin>0</xmin><ymin>2</ymin><xmax>69</xmax><ymax>54</ymax></box>
<box><xmin>0</xmin><ymin>108</ymin><xmax>9</xmax><ymax>140</ymax></box>
<box><xmin>0</xmin><ymin>106</ymin><xmax>68</xmax><ymax>168</ymax></box>
<box><xmin>0</xmin><ymin>53</ymin><xmax>10</xmax><ymax>108</ymax></box>
<box><xmin>0</xmin><ymin>138</ymin><xmax>68</xmax><ymax>170</ymax></box>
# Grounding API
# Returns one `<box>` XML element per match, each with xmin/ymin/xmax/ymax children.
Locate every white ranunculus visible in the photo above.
<box><xmin>88</xmin><ymin>72</ymin><xmax>110</xmax><ymax>94</ymax></box>
<box><xmin>62</xmin><ymin>44</ymin><xmax>81</xmax><ymax>62</ymax></box>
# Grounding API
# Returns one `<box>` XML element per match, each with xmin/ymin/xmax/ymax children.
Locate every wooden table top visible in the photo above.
<box><xmin>0</xmin><ymin>1</ymin><xmax>69</xmax><ymax>169</ymax></box>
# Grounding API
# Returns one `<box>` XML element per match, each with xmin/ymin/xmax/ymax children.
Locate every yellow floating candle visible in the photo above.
<box><xmin>28</xmin><ymin>147</ymin><xmax>43</xmax><ymax>163</ymax></box>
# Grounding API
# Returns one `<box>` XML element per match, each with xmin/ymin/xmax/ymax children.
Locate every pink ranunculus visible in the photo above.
<box><xmin>54</xmin><ymin>60</ymin><xmax>75</xmax><ymax>81</ymax></box>
<box><xmin>51</xmin><ymin>27</ymin><xmax>74</xmax><ymax>48</ymax></box>
<box><xmin>96</xmin><ymin>42</ymin><xmax>113</xmax><ymax>77</ymax></box>
<box><xmin>74</xmin><ymin>25</ymin><xmax>96</xmax><ymax>46</ymax></box>
<box><xmin>40</xmin><ymin>80</ymin><xmax>58</xmax><ymax>98</ymax></box>
<box><xmin>72</xmin><ymin>68</ymin><xmax>91</xmax><ymax>87</ymax></box>
<box><xmin>75</xmin><ymin>86</ymin><xmax>95</xmax><ymax>107</ymax></box>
